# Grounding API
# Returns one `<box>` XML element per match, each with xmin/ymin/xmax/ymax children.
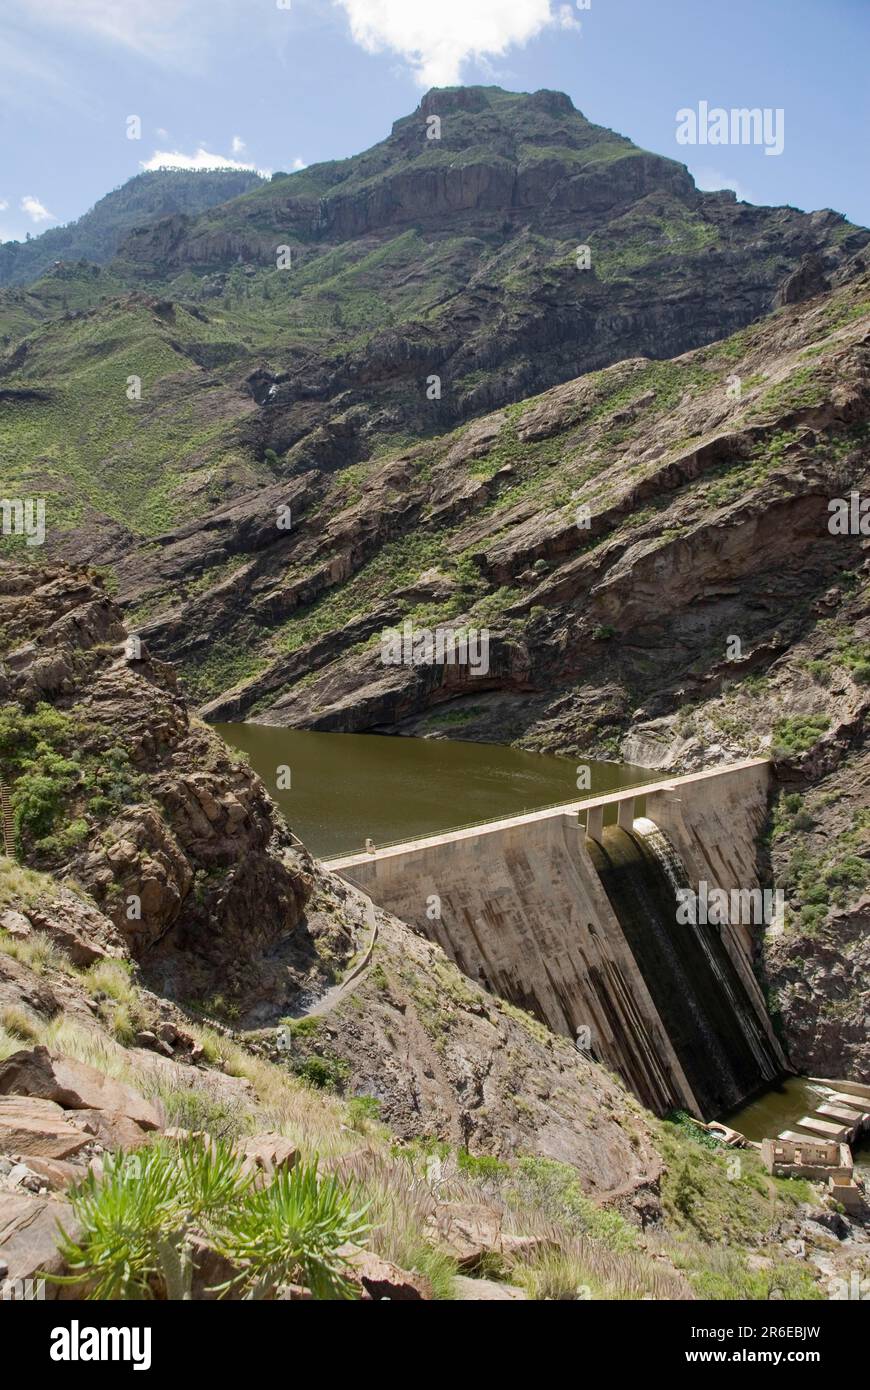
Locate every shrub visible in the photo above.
<box><xmin>279</xmin><ymin>1015</ymin><xmax>320</xmax><ymax>1037</ymax></box>
<box><xmin>153</xmin><ymin>1081</ymin><xmax>251</xmax><ymax>1143</ymax></box>
<box><xmin>294</xmin><ymin>1055</ymin><xmax>349</xmax><ymax>1091</ymax></box>
<box><xmin>506</xmin><ymin>1157</ymin><xmax>637</xmax><ymax>1252</ymax></box>
<box><xmin>346</xmin><ymin>1095</ymin><xmax>382</xmax><ymax>1130</ymax></box>
<box><xmin>772</xmin><ymin>715</ymin><xmax>830</xmax><ymax>758</ymax></box>
<box><xmin>457</xmin><ymin>1150</ymin><xmax>510</xmax><ymax>1180</ymax></box>
<box><xmin>664</xmin><ymin>1111</ymin><xmax>724</xmax><ymax>1152</ymax></box>
<box><xmin>0</xmin><ymin>704</ymin><xmax>145</xmax><ymax>856</ymax></box>
<box><xmin>56</xmin><ymin>1145</ymin><xmax>195</xmax><ymax>1300</ymax></box>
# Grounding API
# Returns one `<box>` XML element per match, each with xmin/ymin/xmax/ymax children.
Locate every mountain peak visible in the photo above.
<box><xmin>416</xmin><ymin>84</ymin><xmax>577</xmax><ymax>117</ymax></box>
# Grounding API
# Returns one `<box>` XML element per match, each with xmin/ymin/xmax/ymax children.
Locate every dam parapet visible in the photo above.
<box><xmin>324</xmin><ymin>759</ymin><xmax>787</xmax><ymax>1119</ymax></box>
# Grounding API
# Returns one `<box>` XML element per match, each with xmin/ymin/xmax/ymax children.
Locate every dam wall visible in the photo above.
<box><xmin>325</xmin><ymin>759</ymin><xmax>787</xmax><ymax>1117</ymax></box>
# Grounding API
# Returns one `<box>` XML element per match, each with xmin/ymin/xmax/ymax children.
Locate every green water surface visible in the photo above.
<box><xmin>214</xmin><ymin>725</ymin><xmax>654</xmax><ymax>858</ymax></box>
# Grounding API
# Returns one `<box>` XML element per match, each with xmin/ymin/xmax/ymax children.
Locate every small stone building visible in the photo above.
<box><xmin>761</xmin><ymin>1136</ymin><xmax>853</xmax><ymax>1181</ymax></box>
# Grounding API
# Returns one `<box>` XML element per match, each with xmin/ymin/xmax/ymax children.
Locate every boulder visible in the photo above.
<box><xmin>0</xmin><ymin>1191</ymin><xmax>83</xmax><ymax>1299</ymax></box>
<box><xmin>67</xmin><ymin>1108</ymin><xmax>153</xmax><ymax>1152</ymax></box>
<box><xmin>343</xmin><ymin>1248</ymin><xmax>432</xmax><ymax>1300</ymax></box>
<box><xmin>0</xmin><ymin>1097</ymin><xmax>91</xmax><ymax>1160</ymax></box>
<box><xmin>4</xmin><ymin>1162</ymin><xmax>44</xmax><ymax>1194</ymax></box>
<box><xmin>0</xmin><ymin>1047</ymin><xmax>160</xmax><ymax>1131</ymax></box>
<box><xmin>0</xmin><ymin>910</ymin><xmax>32</xmax><ymax>941</ymax></box>
<box><xmin>426</xmin><ymin>1201</ymin><xmax>503</xmax><ymax>1271</ymax></box>
<box><xmin>23</xmin><ymin>890</ymin><xmax>126</xmax><ymax>966</ymax></box>
<box><xmin>6</xmin><ymin>1154</ymin><xmax>84</xmax><ymax>1192</ymax></box>
<box><xmin>0</xmin><ymin>952</ymin><xmax>60</xmax><ymax>1020</ymax></box>
<box><xmin>499</xmin><ymin>1232</ymin><xmax>553</xmax><ymax>1262</ymax></box>
<box><xmin>239</xmin><ymin>1133</ymin><xmax>298</xmax><ymax>1181</ymax></box>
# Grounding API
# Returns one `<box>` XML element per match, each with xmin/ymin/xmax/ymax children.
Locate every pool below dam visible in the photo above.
<box><xmin>724</xmin><ymin>1078</ymin><xmax>834</xmax><ymax>1143</ymax></box>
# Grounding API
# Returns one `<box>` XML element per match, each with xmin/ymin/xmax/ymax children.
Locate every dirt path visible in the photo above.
<box><xmin>304</xmin><ymin>883</ymin><xmax>379</xmax><ymax>1018</ymax></box>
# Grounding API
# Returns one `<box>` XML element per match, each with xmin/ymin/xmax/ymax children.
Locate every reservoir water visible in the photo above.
<box><xmin>214</xmin><ymin>725</ymin><xmax>655</xmax><ymax>858</ymax></box>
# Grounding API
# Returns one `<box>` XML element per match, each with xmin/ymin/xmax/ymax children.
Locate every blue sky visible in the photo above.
<box><xmin>1</xmin><ymin>0</ymin><xmax>868</xmax><ymax>243</ymax></box>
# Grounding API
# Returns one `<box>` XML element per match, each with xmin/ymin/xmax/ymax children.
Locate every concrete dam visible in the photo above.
<box><xmin>325</xmin><ymin>759</ymin><xmax>788</xmax><ymax>1120</ymax></box>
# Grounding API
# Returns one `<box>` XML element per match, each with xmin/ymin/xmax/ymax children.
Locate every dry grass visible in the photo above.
<box><xmin>333</xmin><ymin>1149</ymin><xmax>457</xmax><ymax>1298</ymax></box>
<box><xmin>509</xmin><ymin>1231</ymin><xmax>690</xmax><ymax>1301</ymax></box>
<box><xmin>0</xmin><ymin>1002</ymin><xmax>41</xmax><ymax>1043</ymax></box>
<box><xmin>0</xmin><ymin>926</ymin><xmax>75</xmax><ymax>977</ymax></box>
<box><xmin>0</xmin><ymin>1022</ymin><xmax>22</xmax><ymax>1060</ymax></box>
<box><xmin>40</xmin><ymin>1016</ymin><xmax>148</xmax><ymax>1081</ymax></box>
<box><xmin>0</xmin><ymin>855</ymin><xmax>56</xmax><ymax>909</ymax></box>
<box><xmin>184</xmin><ymin>1021</ymin><xmax>357</xmax><ymax>1159</ymax></box>
<box><xmin>86</xmin><ymin>959</ymin><xmax>156</xmax><ymax>1043</ymax></box>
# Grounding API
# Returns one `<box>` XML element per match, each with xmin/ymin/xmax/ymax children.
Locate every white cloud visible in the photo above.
<box><xmin>332</xmin><ymin>0</ymin><xmax>572</xmax><ymax>87</ymax></box>
<box><xmin>0</xmin><ymin>199</ymin><xmax>8</xmax><ymax>211</ymax></box>
<box><xmin>140</xmin><ymin>146</ymin><xmax>269</xmax><ymax>176</ymax></box>
<box><xmin>231</xmin><ymin>135</ymin><xmax>246</xmax><ymax>155</ymax></box>
<box><xmin>691</xmin><ymin>165</ymin><xmax>755</xmax><ymax>204</ymax></box>
<box><xmin>556</xmin><ymin>4</ymin><xmax>581</xmax><ymax>30</ymax></box>
<box><xmin>20</xmin><ymin>194</ymin><xmax>55</xmax><ymax>223</ymax></box>
<box><xmin>291</xmin><ymin>157</ymin><xmax>307</xmax><ymax>171</ymax></box>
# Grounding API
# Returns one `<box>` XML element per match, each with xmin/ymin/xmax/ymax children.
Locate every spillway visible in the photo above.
<box><xmin>586</xmin><ymin>819</ymin><xmax>781</xmax><ymax>1117</ymax></box>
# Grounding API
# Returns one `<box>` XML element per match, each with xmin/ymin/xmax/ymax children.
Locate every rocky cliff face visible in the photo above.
<box><xmin>106</xmin><ymin>87</ymin><xmax>867</xmax><ymax>474</ymax></box>
<box><xmin>3</xmin><ymin>87</ymin><xmax>866</xmax><ymax>583</ymax></box>
<box><xmin>143</xmin><ymin>264</ymin><xmax>866</xmax><ymax>753</ymax></box>
<box><xmin>0</xmin><ymin>565</ymin><xmax>321</xmax><ymax>1008</ymax></box>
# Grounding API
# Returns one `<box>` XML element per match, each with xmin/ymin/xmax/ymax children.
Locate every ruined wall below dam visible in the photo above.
<box><xmin>325</xmin><ymin>760</ymin><xmax>788</xmax><ymax>1118</ymax></box>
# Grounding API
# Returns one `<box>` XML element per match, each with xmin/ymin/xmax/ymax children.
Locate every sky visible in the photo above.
<box><xmin>1</xmin><ymin>0</ymin><xmax>868</xmax><ymax>243</ymax></box>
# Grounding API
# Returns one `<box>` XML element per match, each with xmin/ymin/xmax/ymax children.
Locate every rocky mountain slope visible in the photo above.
<box><xmin>1</xmin><ymin>86</ymin><xmax>866</xmax><ymax>555</ymax></box>
<box><xmin>0</xmin><ymin>561</ymin><xmax>661</xmax><ymax>1187</ymax></box>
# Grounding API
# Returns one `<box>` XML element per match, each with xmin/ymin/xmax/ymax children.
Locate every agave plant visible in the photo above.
<box><xmin>55</xmin><ymin>1146</ymin><xmax>184</xmax><ymax>1300</ymax></box>
<box><xmin>53</xmin><ymin>1141</ymin><xmax>369</xmax><ymax>1300</ymax></box>
<box><xmin>215</xmin><ymin>1160</ymin><xmax>370</xmax><ymax>1300</ymax></box>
